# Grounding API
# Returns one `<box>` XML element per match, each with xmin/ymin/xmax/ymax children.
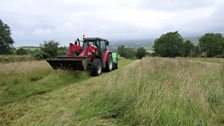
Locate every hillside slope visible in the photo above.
<box><xmin>1</xmin><ymin>58</ymin><xmax>224</xmax><ymax>126</ymax></box>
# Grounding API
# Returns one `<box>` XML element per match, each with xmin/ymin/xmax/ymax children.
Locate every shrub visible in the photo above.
<box><xmin>32</xmin><ymin>50</ymin><xmax>49</xmax><ymax>60</ymax></box>
<box><xmin>117</xmin><ymin>45</ymin><xmax>136</xmax><ymax>59</ymax></box>
<box><xmin>16</xmin><ymin>48</ymin><xmax>28</xmax><ymax>55</ymax></box>
<box><xmin>40</xmin><ymin>40</ymin><xmax>59</xmax><ymax>58</ymax></box>
<box><xmin>58</xmin><ymin>47</ymin><xmax>68</xmax><ymax>56</ymax></box>
<box><xmin>136</xmin><ymin>47</ymin><xmax>147</xmax><ymax>59</ymax></box>
<box><xmin>182</xmin><ymin>40</ymin><xmax>195</xmax><ymax>57</ymax></box>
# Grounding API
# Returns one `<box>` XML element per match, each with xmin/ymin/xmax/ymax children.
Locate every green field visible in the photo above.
<box><xmin>0</xmin><ymin>57</ymin><xmax>224</xmax><ymax>125</ymax></box>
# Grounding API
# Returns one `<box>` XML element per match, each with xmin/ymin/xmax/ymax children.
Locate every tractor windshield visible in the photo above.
<box><xmin>82</xmin><ymin>40</ymin><xmax>97</xmax><ymax>51</ymax></box>
<box><xmin>82</xmin><ymin>42</ymin><xmax>87</xmax><ymax>51</ymax></box>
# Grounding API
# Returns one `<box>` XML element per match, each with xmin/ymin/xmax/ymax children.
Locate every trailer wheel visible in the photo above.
<box><xmin>113</xmin><ymin>63</ymin><xmax>118</xmax><ymax>70</ymax></box>
<box><xmin>90</xmin><ymin>58</ymin><xmax>102</xmax><ymax>76</ymax></box>
<box><xmin>106</xmin><ymin>53</ymin><xmax>113</xmax><ymax>72</ymax></box>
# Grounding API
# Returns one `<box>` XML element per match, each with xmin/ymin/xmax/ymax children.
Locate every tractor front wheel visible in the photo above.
<box><xmin>90</xmin><ymin>58</ymin><xmax>102</xmax><ymax>76</ymax></box>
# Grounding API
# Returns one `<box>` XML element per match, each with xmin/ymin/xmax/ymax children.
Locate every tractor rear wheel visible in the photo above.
<box><xmin>90</xmin><ymin>58</ymin><xmax>102</xmax><ymax>76</ymax></box>
<box><xmin>105</xmin><ymin>53</ymin><xmax>113</xmax><ymax>72</ymax></box>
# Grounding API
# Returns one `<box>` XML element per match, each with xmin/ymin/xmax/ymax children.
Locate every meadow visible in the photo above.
<box><xmin>0</xmin><ymin>55</ymin><xmax>34</xmax><ymax>63</ymax></box>
<box><xmin>0</xmin><ymin>57</ymin><xmax>223</xmax><ymax>126</ymax></box>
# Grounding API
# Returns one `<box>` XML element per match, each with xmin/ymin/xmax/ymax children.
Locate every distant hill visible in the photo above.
<box><xmin>18</xmin><ymin>46</ymin><xmax>40</xmax><ymax>49</ymax></box>
<box><xmin>184</xmin><ymin>37</ymin><xmax>200</xmax><ymax>44</ymax></box>
<box><xmin>17</xmin><ymin>46</ymin><xmax>40</xmax><ymax>50</ymax></box>
<box><xmin>111</xmin><ymin>39</ymin><xmax>154</xmax><ymax>47</ymax></box>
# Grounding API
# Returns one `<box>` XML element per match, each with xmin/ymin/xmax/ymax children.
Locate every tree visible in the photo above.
<box><xmin>16</xmin><ymin>48</ymin><xmax>28</xmax><ymax>55</ymax></box>
<box><xmin>182</xmin><ymin>40</ymin><xmax>195</xmax><ymax>57</ymax></box>
<box><xmin>153</xmin><ymin>31</ymin><xmax>184</xmax><ymax>57</ymax></box>
<box><xmin>117</xmin><ymin>45</ymin><xmax>126</xmax><ymax>57</ymax></box>
<box><xmin>32</xmin><ymin>50</ymin><xmax>49</xmax><ymax>60</ymax></box>
<box><xmin>199</xmin><ymin>33</ymin><xmax>224</xmax><ymax>57</ymax></box>
<box><xmin>136</xmin><ymin>47</ymin><xmax>147</xmax><ymax>59</ymax></box>
<box><xmin>192</xmin><ymin>45</ymin><xmax>200</xmax><ymax>57</ymax></box>
<box><xmin>58</xmin><ymin>46</ymin><xmax>68</xmax><ymax>56</ymax></box>
<box><xmin>0</xmin><ymin>19</ymin><xmax>14</xmax><ymax>54</ymax></box>
<box><xmin>117</xmin><ymin>45</ymin><xmax>135</xmax><ymax>59</ymax></box>
<box><xmin>40</xmin><ymin>40</ymin><xmax>59</xmax><ymax>58</ymax></box>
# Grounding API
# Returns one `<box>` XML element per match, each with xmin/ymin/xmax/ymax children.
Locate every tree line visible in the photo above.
<box><xmin>117</xmin><ymin>45</ymin><xmax>148</xmax><ymax>59</ymax></box>
<box><xmin>153</xmin><ymin>31</ymin><xmax>224</xmax><ymax>57</ymax></box>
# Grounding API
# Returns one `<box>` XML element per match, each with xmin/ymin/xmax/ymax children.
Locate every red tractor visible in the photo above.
<box><xmin>47</xmin><ymin>37</ymin><xmax>119</xmax><ymax>76</ymax></box>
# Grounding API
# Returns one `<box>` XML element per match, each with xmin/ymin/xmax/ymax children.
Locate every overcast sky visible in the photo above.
<box><xmin>1</xmin><ymin>0</ymin><xmax>224</xmax><ymax>46</ymax></box>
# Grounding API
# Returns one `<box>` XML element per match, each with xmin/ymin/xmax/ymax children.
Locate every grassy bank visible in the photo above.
<box><xmin>77</xmin><ymin>57</ymin><xmax>224</xmax><ymax>125</ymax></box>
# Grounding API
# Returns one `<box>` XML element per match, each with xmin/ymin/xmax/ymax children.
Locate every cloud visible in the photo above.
<box><xmin>139</xmin><ymin>0</ymin><xmax>216</xmax><ymax>11</ymax></box>
<box><xmin>0</xmin><ymin>0</ymin><xmax>224</xmax><ymax>46</ymax></box>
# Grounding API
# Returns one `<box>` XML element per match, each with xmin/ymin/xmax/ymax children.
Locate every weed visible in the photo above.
<box><xmin>30</xmin><ymin>76</ymin><xmax>43</xmax><ymax>82</ymax></box>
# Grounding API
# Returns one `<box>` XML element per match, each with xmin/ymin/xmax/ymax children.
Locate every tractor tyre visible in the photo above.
<box><xmin>113</xmin><ymin>63</ymin><xmax>118</xmax><ymax>70</ymax></box>
<box><xmin>105</xmin><ymin>53</ymin><xmax>113</xmax><ymax>72</ymax></box>
<box><xmin>90</xmin><ymin>58</ymin><xmax>102</xmax><ymax>76</ymax></box>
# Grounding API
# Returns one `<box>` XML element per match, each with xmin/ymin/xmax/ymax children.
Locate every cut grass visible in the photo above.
<box><xmin>0</xmin><ymin>60</ymin><xmax>91</xmax><ymax>106</ymax></box>
<box><xmin>0</xmin><ymin>58</ymin><xmax>133</xmax><ymax>106</ymax></box>
<box><xmin>0</xmin><ymin>58</ymin><xmax>134</xmax><ymax>125</ymax></box>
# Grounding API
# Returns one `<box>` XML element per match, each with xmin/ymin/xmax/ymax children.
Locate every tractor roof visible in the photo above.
<box><xmin>83</xmin><ymin>37</ymin><xmax>109</xmax><ymax>42</ymax></box>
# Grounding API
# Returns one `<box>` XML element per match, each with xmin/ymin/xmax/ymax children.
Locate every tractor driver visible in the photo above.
<box><xmin>72</xmin><ymin>39</ymin><xmax>83</xmax><ymax>56</ymax></box>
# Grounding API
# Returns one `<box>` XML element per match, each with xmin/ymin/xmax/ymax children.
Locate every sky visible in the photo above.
<box><xmin>0</xmin><ymin>0</ymin><xmax>224</xmax><ymax>47</ymax></box>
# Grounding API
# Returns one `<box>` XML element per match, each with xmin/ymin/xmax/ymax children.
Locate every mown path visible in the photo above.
<box><xmin>0</xmin><ymin>59</ymin><xmax>137</xmax><ymax>126</ymax></box>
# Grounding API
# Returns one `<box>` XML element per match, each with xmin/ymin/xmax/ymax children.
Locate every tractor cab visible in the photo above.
<box><xmin>82</xmin><ymin>37</ymin><xmax>109</xmax><ymax>56</ymax></box>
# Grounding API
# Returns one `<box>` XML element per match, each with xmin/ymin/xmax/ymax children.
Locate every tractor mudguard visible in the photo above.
<box><xmin>102</xmin><ymin>50</ymin><xmax>111</xmax><ymax>69</ymax></box>
<box><xmin>102</xmin><ymin>50</ymin><xmax>111</xmax><ymax>68</ymax></box>
<box><xmin>102</xmin><ymin>50</ymin><xmax>111</xmax><ymax>63</ymax></box>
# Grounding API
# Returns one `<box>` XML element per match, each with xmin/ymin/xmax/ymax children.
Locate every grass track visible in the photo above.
<box><xmin>0</xmin><ymin>58</ymin><xmax>134</xmax><ymax>125</ymax></box>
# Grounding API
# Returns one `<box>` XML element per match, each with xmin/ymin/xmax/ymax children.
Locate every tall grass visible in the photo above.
<box><xmin>0</xmin><ymin>55</ymin><xmax>34</xmax><ymax>63</ymax></box>
<box><xmin>77</xmin><ymin>57</ymin><xmax>224</xmax><ymax>125</ymax></box>
<box><xmin>185</xmin><ymin>57</ymin><xmax>224</xmax><ymax>64</ymax></box>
